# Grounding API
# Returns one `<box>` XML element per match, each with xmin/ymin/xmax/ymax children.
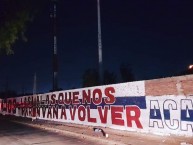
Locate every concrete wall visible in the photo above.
<box><xmin>0</xmin><ymin>75</ymin><xmax>193</xmax><ymax>136</ymax></box>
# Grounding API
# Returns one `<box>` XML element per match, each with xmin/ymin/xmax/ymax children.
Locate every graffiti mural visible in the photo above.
<box><xmin>0</xmin><ymin>81</ymin><xmax>193</xmax><ymax>136</ymax></box>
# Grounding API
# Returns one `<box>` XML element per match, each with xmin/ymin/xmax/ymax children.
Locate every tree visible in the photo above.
<box><xmin>178</xmin><ymin>66</ymin><xmax>193</xmax><ymax>76</ymax></box>
<box><xmin>82</xmin><ymin>69</ymin><xmax>117</xmax><ymax>87</ymax></box>
<box><xmin>82</xmin><ymin>69</ymin><xmax>99</xmax><ymax>87</ymax></box>
<box><xmin>0</xmin><ymin>0</ymin><xmax>43</xmax><ymax>54</ymax></box>
<box><xmin>120</xmin><ymin>63</ymin><xmax>135</xmax><ymax>82</ymax></box>
<box><xmin>103</xmin><ymin>70</ymin><xmax>117</xmax><ymax>85</ymax></box>
<box><xmin>0</xmin><ymin>90</ymin><xmax>18</xmax><ymax>99</ymax></box>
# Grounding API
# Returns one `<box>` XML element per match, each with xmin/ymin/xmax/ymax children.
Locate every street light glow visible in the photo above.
<box><xmin>188</xmin><ymin>65</ymin><xmax>193</xmax><ymax>70</ymax></box>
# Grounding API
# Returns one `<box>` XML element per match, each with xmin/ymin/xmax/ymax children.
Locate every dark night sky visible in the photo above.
<box><xmin>0</xmin><ymin>0</ymin><xmax>193</xmax><ymax>94</ymax></box>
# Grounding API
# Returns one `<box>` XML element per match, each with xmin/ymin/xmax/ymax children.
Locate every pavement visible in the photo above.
<box><xmin>1</xmin><ymin>115</ymin><xmax>193</xmax><ymax>145</ymax></box>
<box><xmin>0</xmin><ymin>116</ymin><xmax>108</xmax><ymax>145</ymax></box>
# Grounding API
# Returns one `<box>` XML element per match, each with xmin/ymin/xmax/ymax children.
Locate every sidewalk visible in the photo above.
<box><xmin>4</xmin><ymin>115</ymin><xmax>193</xmax><ymax>145</ymax></box>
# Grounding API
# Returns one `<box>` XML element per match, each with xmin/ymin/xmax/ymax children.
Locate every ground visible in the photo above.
<box><xmin>0</xmin><ymin>115</ymin><xmax>193</xmax><ymax>145</ymax></box>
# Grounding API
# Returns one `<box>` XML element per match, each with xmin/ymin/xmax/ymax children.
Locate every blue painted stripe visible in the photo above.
<box><xmin>164</xmin><ymin>110</ymin><xmax>170</xmax><ymax>120</ymax></box>
<box><xmin>181</xmin><ymin>110</ymin><xmax>193</xmax><ymax>122</ymax></box>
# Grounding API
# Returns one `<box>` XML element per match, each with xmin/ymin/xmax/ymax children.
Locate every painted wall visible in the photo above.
<box><xmin>0</xmin><ymin>75</ymin><xmax>193</xmax><ymax>136</ymax></box>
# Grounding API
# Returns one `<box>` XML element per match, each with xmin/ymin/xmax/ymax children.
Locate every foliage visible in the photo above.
<box><xmin>82</xmin><ymin>69</ymin><xmax>117</xmax><ymax>87</ymax></box>
<box><xmin>103</xmin><ymin>70</ymin><xmax>117</xmax><ymax>85</ymax></box>
<box><xmin>120</xmin><ymin>63</ymin><xmax>135</xmax><ymax>82</ymax></box>
<box><xmin>0</xmin><ymin>0</ymin><xmax>39</xmax><ymax>54</ymax></box>
<box><xmin>82</xmin><ymin>69</ymin><xmax>99</xmax><ymax>87</ymax></box>
<box><xmin>0</xmin><ymin>90</ymin><xmax>18</xmax><ymax>99</ymax></box>
<box><xmin>178</xmin><ymin>67</ymin><xmax>193</xmax><ymax>76</ymax></box>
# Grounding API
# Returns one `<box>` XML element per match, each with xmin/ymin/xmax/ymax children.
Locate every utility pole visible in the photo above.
<box><xmin>33</xmin><ymin>73</ymin><xmax>37</xmax><ymax>95</ymax></box>
<box><xmin>97</xmin><ymin>0</ymin><xmax>103</xmax><ymax>85</ymax></box>
<box><xmin>51</xmin><ymin>0</ymin><xmax>58</xmax><ymax>91</ymax></box>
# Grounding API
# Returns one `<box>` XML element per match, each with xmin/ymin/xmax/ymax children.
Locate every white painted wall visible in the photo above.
<box><xmin>0</xmin><ymin>81</ymin><xmax>193</xmax><ymax>136</ymax></box>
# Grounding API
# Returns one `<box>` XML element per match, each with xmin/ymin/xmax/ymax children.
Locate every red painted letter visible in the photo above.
<box><xmin>82</xmin><ymin>90</ymin><xmax>91</xmax><ymax>104</ymax></box>
<box><xmin>98</xmin><ymin>106</ymin><xmax>109</xmax><ymax>124</ymax></box>
<box><xmin>87</xmin><ymin>106</ymin><xmax>96</xmax><ymax>123</ymax></box>
<box><xmin>92</xmin><ymin>89</ymin><xmax>102</xmax><ymax>105</ymax></box>
<box><xmin>72</xmin><ymin>92</ymin><xmax>80</xmax><ymax>104</ymax></box>
<box><xmin>70</xmin><ymin>106</ymin><xmax>77</xmax><ymax>120</ymax></box>
<box><xmin>78</xmin><ymin>105</ymin><xmax>86</xmax><ymax>121</ymax></box>
<box><xmin>126</xmin><ymin>106</ymin><xmax>143</xmax><ymax>129</ymax></box>
<box><xmin>60</xmin><ymin>106</ymin><xmax>67</xmax><ymax>119</ymax></box>
<box><xmin>104</xmin><ymin>87</ymin><xmax>116</xmax><ymax>104</ymax></box>
<box><xmin>111</xmin><ymin>106</ymin><xmax>124</xmax><ymax>126</ymax></box>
